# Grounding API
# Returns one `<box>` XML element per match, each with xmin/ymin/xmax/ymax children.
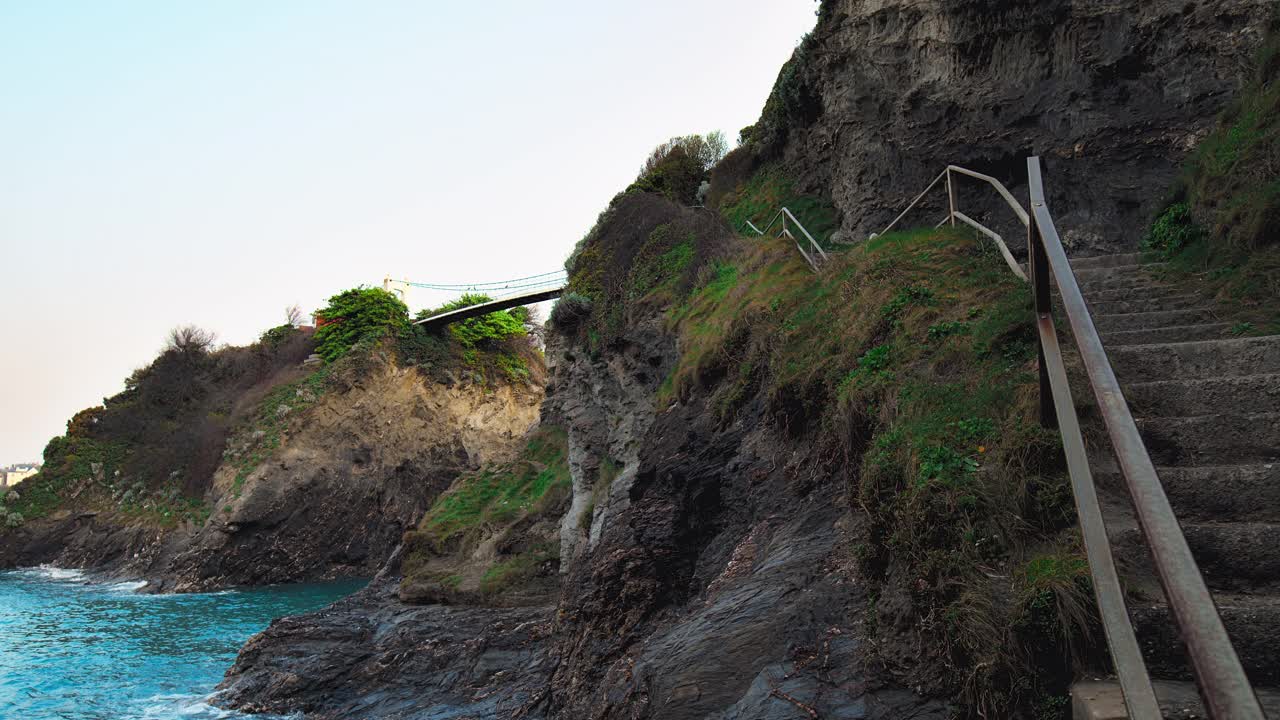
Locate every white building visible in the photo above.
<box><xmin>1</xmin><ymin>465</ymin><xmax>39</xmax><ymax>488</ymax></box>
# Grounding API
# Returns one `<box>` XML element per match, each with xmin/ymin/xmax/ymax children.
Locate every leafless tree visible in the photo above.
<box><xmin>165</xmin><ymin>324</ymin><xmax>217</xmax><ymax>355</ymax></box>
<box><xmin>523</xmin><ymin>305</ymin><xmax>547</xmax><ymax>347</ymax></box>
<box><xmin>286</xmin><ymin>304</ymin><xmax>304</xmax><ymax>327</ymax></box>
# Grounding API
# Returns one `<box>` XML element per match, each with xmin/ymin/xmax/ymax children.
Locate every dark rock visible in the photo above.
<box><xmin>775</xmin><ymin>0</ymin><xmax>1273</xmax><ymax>255</ymax></box>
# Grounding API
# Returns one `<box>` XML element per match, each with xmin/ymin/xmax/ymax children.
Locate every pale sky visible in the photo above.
<box><xmin>0</xmin><ymin>1</ymin><xmax>817</xmax><ymax>462</ymax></box>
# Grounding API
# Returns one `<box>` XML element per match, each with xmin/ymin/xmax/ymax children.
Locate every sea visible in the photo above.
<box><xmin>0</xmin><ymin>566</ymin><xmax>365</xmax><ymax>719</ymax></box>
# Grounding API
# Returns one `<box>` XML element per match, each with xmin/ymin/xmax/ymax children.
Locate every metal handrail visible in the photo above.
<box><xmin>876</xmin><ymin>165</ymin><xmax>1028</xmax><ymax>282</ymax></box>
<box><xmin>745</xmin><ymin>207</ymin><xmax>829</xmax><ymax>272</ymax></box>
<box><xmin>1026</xmin><ymin>156</ymin><xmax>1264</xmax><ymax>719</ymax></box>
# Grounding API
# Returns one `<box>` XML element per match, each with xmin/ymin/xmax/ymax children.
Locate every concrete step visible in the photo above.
<box><xmin>1071</xmin><ymin>678</ymin><xmax>1280</xmax><ymax>719</ymax></box>
<box><xmin>1098</xmin><ymin>464</ymin><xmax>1280</xmax><ymax>523</ymax></box>
<box><xmin>1069</xmin><ymin>252</ymin><xmax>1146</xmax><ymax>271</ymax></box>
<box><xmin>1125</xmin><ymin>374</ymin><xmax>1280</xmax><ymax>417</ymax></box>
<box><xmin>1136</xmin><ymin>413</ymin><xmax>1280</xmax><ymax>465</ymax></box>
<box><xmin>1078</xmin><ymin>274</ymin><xmax>1177</xmax><ymax>294</ymax></box>
<box><xmin>1089</xmin><ymin>294</ymin><xmax>1209</xmax><ymax>316</ymax></box>
<box><xmin>1114</xmin><ymin>522</ymin><xmax>1280</xmax><ymax>593</ymax></box>
<box><xmin>1109</xmin><ymin>336</ymin><xmax>1280</xmax><ymax>381</ymax></box>
<box><xmin>1138</xmin><ymin>464</ymin><xmax>1280</xmax><ymax>523</ymax></box>
<box><xmin>1074</xmin><ymin>283</ymin><xmax>1188</xmax><ymax>303</ymax></box>
<box><xmin>1130</xmin><ymin>592</ymin><xmax>1280</xmax><ymax>684</ymax></box>
<box><xmin>1094</xmin><ymin>308</ymin><xmax>1221</xmax><ymax>333</ymax></box>
<box><xmin>1073</xmin><ymin>263</ymin><xmax>1166</xmax><ymax>283</ymax></box>
<box><xmin>1101</xmin><ymin>323</ymin><xmax>1234</xmax><ymax>347</ymax></box>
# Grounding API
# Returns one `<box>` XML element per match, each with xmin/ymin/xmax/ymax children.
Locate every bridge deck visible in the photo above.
<box><xmin>413</xmin><ymin>288</ymin><xmax>564</xmax><ymax>329</ymax></box>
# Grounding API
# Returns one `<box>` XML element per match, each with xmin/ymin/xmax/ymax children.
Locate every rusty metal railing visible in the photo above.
<box><xmin>1027</xmin><ymin>156</ymin><xmax>1264</xmax><ymax>719</ymax></box>
<box><xmin>745</xmin><ymin>207</ymin><xmax>828</xmax><ymax>272</ymax></box>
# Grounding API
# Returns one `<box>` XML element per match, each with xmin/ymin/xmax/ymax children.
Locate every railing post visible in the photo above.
<box><xmin>1028</xmin><ymin>194</ymin><xmax>1057</xmax><ymax>429</ymax></box>
<box><xmin>946</xmin><ymin>167</ymin><xmax>957</xmax><ymax>227</ymax></box>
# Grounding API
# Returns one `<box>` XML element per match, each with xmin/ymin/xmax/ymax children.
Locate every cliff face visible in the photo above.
<box><xmin>761</xmin><ymin>0</ymin><xmax>1271</xmax><ymax>254</ymax></box>
<box><xmin>161</xmin><ymin>350</ymin><xmax>542</xmax><ymax>591</ymax></box>
<box><xmin>171</xmin><ymin>3</ymin><xmax>1280</xmax><ymax>718</ymax></box>
<box><xmin>215</xmin><ymin>196</ymin><xmax>953</xmax><ymax>719</ymax></box>
<box><xmin>0</xmin><ymin>343</ymin><xmax>543</xmax><ymax>592</ymax></box>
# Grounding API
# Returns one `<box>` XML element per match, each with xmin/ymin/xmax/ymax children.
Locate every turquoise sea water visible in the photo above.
<box><xmin>0</xmin><ymin>567</ymin><xmax>364</xmax><ymax>719</ymax></box>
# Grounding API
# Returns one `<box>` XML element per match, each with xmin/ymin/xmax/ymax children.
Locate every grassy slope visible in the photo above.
<box><xmin>668</xmin><ymin>229</ymin><xmax>1085</xmax><ymax>712</ymax></box>
<box><xmin>717</xmin><ymin>166</ymin><xmax>841</xmax><ymax>248</ymax></box>
<box><xmin>1145</xmin><ymin>24</ymin><xmax>1280</xmax><ymax>333</ymax></box>
<box><xmin>1</xmin><ymin>297</ymin><xmax>544</xmax><ymax>535</ymax></box>
<box><xmin>400</xmin><ymin>427</ymin><xmax>570</xmax><ymax>600</ymax></box>
<box><xmin>0</xmin><ymin>330</ymin><xmax>317</xmax><ymax>529</ymax></box>
<box><xmin>562</xmin><ymin>179</ymin><xmax>1090</xmax><ymax>715</ymax></box>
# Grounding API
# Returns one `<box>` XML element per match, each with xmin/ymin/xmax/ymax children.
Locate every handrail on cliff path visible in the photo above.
<box><xmin>876</xmin><ymin>165</ymin><xmax>1028</xmax><ymax>281</ymax></box>
<box><xmin>1025</xmin><ymin>156</ymin><xmax>1263</xmax><ymax>719</ymax></box>
<box><xmin>744</xmin><ymin>207</ymin><xmax>829</xmax><ymax>272</ymax></box>
<box><xmin>880</xmin><ymin>159</ymin><xmax>1265</xmax><ymax>718</ymax></box>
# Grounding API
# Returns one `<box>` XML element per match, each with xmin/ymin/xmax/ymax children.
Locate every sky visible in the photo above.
<box><xmin>0</xmin><ymin>1</ymin><xmax>817</xmax><ymax>463</ymax></box>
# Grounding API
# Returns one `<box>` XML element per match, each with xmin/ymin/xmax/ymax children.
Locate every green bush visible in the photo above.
<box><xmin>419</xmin><ymin>293</ymin><xmax>528</xmax><ymax>349</ymax></box>
<box><xmin>313</xmin><ymin>287</ymin><xmax>410</xmax><ymax>362</ymax></box>
<box><xmin>258</xmin><ymin>323</ymin><xmax>297</xmax><ymax>347</ymax></box>
<box><xmin>550</xmin><ymin>292</ymin><xmax>593</xmax><ymax>329</ymax></box>
<box><xmin>5</xmin><ymin>512</ymin><xmax>22</xmax><ymax>528</ymax></box>
<box><xmin>1142</xmin><ymin>202</ymin><xmax>1204</xmax><ymax>260</ymax></box>
<box><xmin>627</xmin><ymin>133</ymin><xmax>727</xmax><ymax>205</ymax></box>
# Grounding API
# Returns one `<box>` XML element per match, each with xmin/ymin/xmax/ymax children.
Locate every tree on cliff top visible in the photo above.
<box><xmin>628</xmin><ymin>132</ymin><xmax>727</xmax><ymax>205</ymax></box>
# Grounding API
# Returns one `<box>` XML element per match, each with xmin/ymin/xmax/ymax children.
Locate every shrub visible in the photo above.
<box><xmin>258</xmin><ymin>324</ymin><xmax>297</xmax><ymax>347</ymax></box>
<box><xmin>551</xmin><ymin>292</ymin><xmax>593</xmax><ymax>329</ymax></box>
<box><xmin>419</xmin><ymin>293</ymin><xmax>528</xmax><ymax>349</ymax></box>
<box><xmin>5</xmin><ymin>512</ymin><xmax>23</xmax><ymax>528</ymax></box>
<box><xmin>313</xmin><ymin>287</ymin><xmax>410</xmax><ymax>362</ymax></box>
<box><xmin>1142</xmin><ymin>202</ymin><xmax>1203</xmax><ymax>260</ymax></box>
<box><xmin>628</xmin><ymin>133</ymin><xmax>728</xmax><ymax>205</ymax></box>
<box><xmin>747</xmin><ymin>34</ymin><xmax>821</xmax><ymax>155</ymax></box>
<box><xmin>5</xmin><ymin>490</ymin><xmax>18</xmax><ymax>504</ymax></box>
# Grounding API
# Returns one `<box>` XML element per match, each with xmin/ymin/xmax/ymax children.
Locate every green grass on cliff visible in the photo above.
<box><xmin>1144</xmin><ymin>24</ymin><xmax>1280</xmax><ymax>333</ymax></box>
<box><xmin>581</xmin><ymin>216</ymin><xmax>1086</xmax><ymax>714</ymax></box>
<box><xmin>400</xmin><ymin>427</ymin><xmax>570</xmax><ymax>601</ymax></box>
<box><xmin>717</xmin><ymin>167</ymin><xmax>840</xmax><ymax>247</ymax></box>
<box><xmin>411</xmin><ymin>427</ymin><xmax>569</xmax><ymax>547</ymax></box>
<box><xmin>224</xmin><ymin>365</ymin><xmax>333</xmax><ymax>500</ymax></box>
<box><xmin>5</xmin><ymin>436</ymin><xmax>128</xmax><ymax>520</ymax></box>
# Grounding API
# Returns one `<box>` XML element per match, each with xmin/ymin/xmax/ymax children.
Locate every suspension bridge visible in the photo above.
<box><xmin>383</xmin><ymin>270</ymin><xmax>566</xmax><ymax>330</ymax></box>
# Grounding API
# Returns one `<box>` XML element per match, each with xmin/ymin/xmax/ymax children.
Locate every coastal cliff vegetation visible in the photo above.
<box><xmin>1</xmin><ymin>287</ymin><xmax>542</xmax><ymax>537</ymax></box>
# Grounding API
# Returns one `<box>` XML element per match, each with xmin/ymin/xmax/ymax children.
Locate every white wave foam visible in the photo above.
<box><xmin>32</xmin><ymin>565</ymin><xmax>87</xmax><ymax>582</ymax></box>
<box><xmin>110</xmin><ymin>579</ymin><xmax>150</xmax><ymax>592</ymax></box>
<box><xmin>137</xmin><ymin>693</ymin><xmax>261</xmax><ymax>719</ymax></box>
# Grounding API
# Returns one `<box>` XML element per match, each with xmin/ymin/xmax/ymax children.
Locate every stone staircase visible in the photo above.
<box><xmin>1064</xmin><ymin>253</ymin><xmax>1280</xmax><ymax>718</ymax></box>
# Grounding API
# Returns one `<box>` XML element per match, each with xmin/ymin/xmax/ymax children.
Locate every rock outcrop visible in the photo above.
<box><xmin>216</xmin><ymin>197</ymin><xmax>951</xmax><ymax>719</ymax></box>
<box><xmin>764</xmin><ymin>0</ymin><xmax>1272</xmax><ymax>255</ymax></box>
<box><xmin>83</xmin><ymin>2</ymin><xmax>1280</xmax><ymax>717</ymax></box>
<box><xmin>0</xmin><ymin>347</ymin><xmax>542</xmax><ymax>592</ymax></box>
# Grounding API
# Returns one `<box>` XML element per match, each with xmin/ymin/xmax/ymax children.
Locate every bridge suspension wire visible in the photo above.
<box><xmin>407</xmin><ymin>270</ymin><xmax>566</xmax><ymax>292</ymax></box>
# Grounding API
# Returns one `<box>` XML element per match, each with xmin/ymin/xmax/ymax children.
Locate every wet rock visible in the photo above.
<box><xmin>216</xmin><ymin>571</ymin><xmax>556</xmax><ymax>719</ymax></box>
